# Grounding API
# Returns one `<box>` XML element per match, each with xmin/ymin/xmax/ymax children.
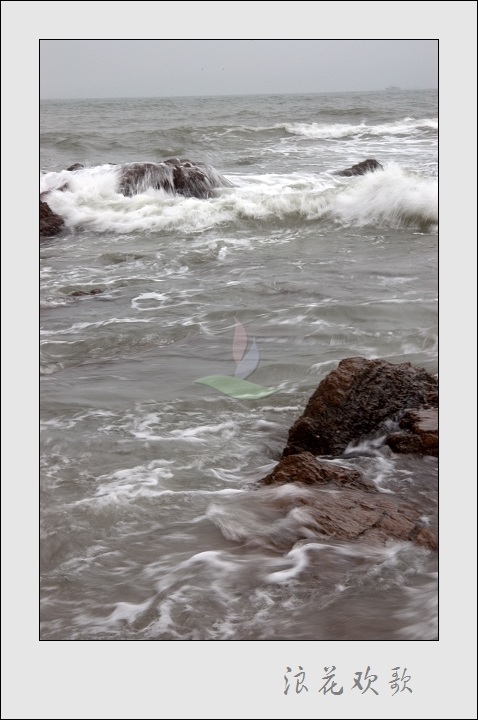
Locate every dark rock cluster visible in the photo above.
<box><xmin>40</xmin><ymin>158</ymin><xmax>234</xmax><ymax>236</ymax></box>
<box><xmin>119</xmin><ymin>158</ymin><xmax>233</xmax><ymax>199</ymax></box>
<box><xmin>283</xmin><ymin>357</ymin><xmax>437</xmax><ymax>458</ymax></box>
<box><xmin>40</xmin><ymin>158</ymin><xmax>384</xmax><ymax>236</ymax></box>
<box><xmin>260</xmin><ymin>358</ymin><xmax>438</xmax><ymax>550</ymax></box>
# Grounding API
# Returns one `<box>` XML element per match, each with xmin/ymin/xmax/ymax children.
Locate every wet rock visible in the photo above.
<box><xmin>120</xmin><ymin>162</ymin><xmax>172</xmax><ymax>196</ymax></box>
<box><xmin>386</xmin><ymin>408</ymin><xmax>438</xmax><ymax>457</ymax></box>
<box><xmin>70</xmin><ymin>288</ymin><xmax>103</xmax><ymax>297</ymax></box>
<box><xmin>284</xmin><ymin>357</ymin><xmax>438</xmax><ymax>458</ymax></box>
<box><xmin>262</xmin><ymin>451</ymin><xmax>375</xmax><ymax>492</ymax></box>
<box><xmin>336</xmin><ymin>158</ymin><xmax>383</xmax><ymax>176</ymax></box>
<box><xmin>40</xmin><ymin>201</ymin><xmax>64</xmax><ymax>237</ymax></box>
<box><xmin>259</xmin><ymin>358</ymin><xmax>438</xmax><ymax>551</ymax></box>
<box><xmin>66</xmin><ymin>163</ymin><xmax>84</xmax><ymax>171</ymax></box>
<box><xmin>275</xmin><ymin>487</ymin><xmax>437</xmax><ymax>550</ymax></box>
<box><xmin>119</xmin><ymin>158</ymin><xmax>233</xmax><ymax>199</ymax></box>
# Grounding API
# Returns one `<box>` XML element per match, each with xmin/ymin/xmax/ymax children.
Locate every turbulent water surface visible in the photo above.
<box><xmin>40</xmin><ymin>90</ymin><xmax>438</xmax><ymax>640</ymax></box>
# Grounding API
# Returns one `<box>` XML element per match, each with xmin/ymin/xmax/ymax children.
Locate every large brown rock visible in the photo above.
<box><xmin>259</xmin><ymin>449</ymin><xmax>437</xmax><ymax>550</ymax></box>
<box><xmin>284</xmin><ymin>357</ymin><xmax>438</xmax><ymax>458</ymax></box>
<box><xmin>274</xmin><ymin>486</ymin><xmax>437</xmax><ymax>550</ymax></box>
<box><xmin>258</xmin><ymin>358</ymin><xmax>438</xmax><ymax>551</ymax></box>
<box><xmin>40</xmin><ymin>201</ymin><xmax>64</xmax><ymax>237</ymax></box>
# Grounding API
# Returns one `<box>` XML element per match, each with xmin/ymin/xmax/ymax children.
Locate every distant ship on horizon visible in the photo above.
<box><xmin>386</xmin><ymin>86</ymin><xmax>401</xmax><ymax>91</ymax></box>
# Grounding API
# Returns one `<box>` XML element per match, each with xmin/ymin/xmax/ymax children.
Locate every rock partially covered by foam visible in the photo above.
<box><xmin>119</xmin><ymin>158</ymin><xmax>233</xmax><ymax>199</ymax></box>
<box><xmin>40</xmin><ymin>200</ymin><xmax>64</xmax><ymax>237</ymax></box>
<box><xmin>39</xmin><ymin>158</ymin><xmax>233</xmax><ymax>236</ymax></box>
<box><xmin>270</xmin><ymin>482</ymin><xmax>437</xmax><ymax>550</ymax></box>
<box><xmin>335</xmin><ymin>158</ymin><xmax>383</xmax><ymax>176</ymax></box>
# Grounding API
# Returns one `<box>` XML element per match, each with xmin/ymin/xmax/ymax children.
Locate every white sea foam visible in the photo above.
<box><xmin>331</xmin><ymin>164</ymin><xmax>437</xmax><ymax>228</ymax></box>
<box><xmin>265</xmin><ymin>542</ymin><xmax>328</xmax><ymax>583</ymax></box>
<box><xmin>40</xmin><ymin>297</ymin><xmax>73</xmax><ymax>308</ymax></box>
<box><xmin>131</xmin><ymin>291</ymin><xmax>169</xmax><ymax>310</ymax></box>
<box><xmin>40</xmin><ymin>162</ymin><xmax>437</xmax><ymax>234</ymax></box>
<box><xmin>284</xmin><ymin>117</ymin><xmax>438</xmax><ymax>140</ymax></box>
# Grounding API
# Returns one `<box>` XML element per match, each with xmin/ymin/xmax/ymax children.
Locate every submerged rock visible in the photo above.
<box><xmin>70</xmin><ymin>288</ymin><xmax>103</xmax><ymax>297</ymax></box>
<box><xmin>273</xmin><ymin>486</ymin><xmax>437</xmax><ymax>550</ymax></box>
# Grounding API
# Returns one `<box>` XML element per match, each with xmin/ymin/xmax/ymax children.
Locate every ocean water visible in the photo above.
<box><xmin>40</xmin><ymin>89</ymin><xmax>438</xmax><ymax>640</ymax></box>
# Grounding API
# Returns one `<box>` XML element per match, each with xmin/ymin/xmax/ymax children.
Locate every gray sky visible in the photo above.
<box><xmin>40</xmin><ymin>40</ymin><xmax>438</xmax><ymax>99</ymax></box>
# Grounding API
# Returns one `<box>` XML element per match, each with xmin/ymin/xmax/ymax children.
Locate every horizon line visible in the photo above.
<box><xmin>40</xmin><ymin>87</ymin><xmax>438</xmax><ymax>102</ymax></box>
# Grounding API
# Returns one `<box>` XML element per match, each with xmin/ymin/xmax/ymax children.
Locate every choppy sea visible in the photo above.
<box><xmin>40</xmin><ymin>89</ymin><xmax>438</xmax><ymax>640</ymax></box>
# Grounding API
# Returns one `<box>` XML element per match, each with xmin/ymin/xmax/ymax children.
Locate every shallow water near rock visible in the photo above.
<box><xmin>40</xmin><ymin>90</ymin><xmax>438</xmax><ymax>640</ymax></box>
